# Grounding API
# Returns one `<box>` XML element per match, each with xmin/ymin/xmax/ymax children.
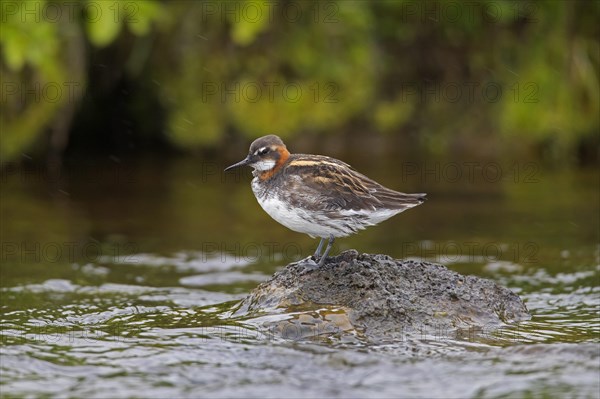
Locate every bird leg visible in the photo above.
<box><xmin>313</xmin><ymin>237</ymin><xmax>326</xmax><ymax>259</ymax></box>
<box><xmin>317</xmin><ymin>235</ymin><xmax>335</xmax><ymax>267</ymax></box>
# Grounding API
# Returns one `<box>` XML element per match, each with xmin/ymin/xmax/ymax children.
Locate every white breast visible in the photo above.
<box><xmin>251</xmin><ymin>178</ymin><xmax>334</xmax><ymax>238</ymax></box>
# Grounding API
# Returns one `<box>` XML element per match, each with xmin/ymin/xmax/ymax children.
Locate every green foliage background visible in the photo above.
<box><xmin>1</xmin><ymin>0</ymin><xmax>598</xmax><ymax>162</ymax></box>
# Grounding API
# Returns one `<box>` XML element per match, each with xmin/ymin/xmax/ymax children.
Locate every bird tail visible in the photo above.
<box><xmin>375</xmin><ymin>190</ymin><xmax>426</xmax><ymax>210</ymax></box>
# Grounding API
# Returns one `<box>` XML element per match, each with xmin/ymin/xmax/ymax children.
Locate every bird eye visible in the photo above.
<box><xmin>257</xmin><ymin>147</ymin><xmax>269</xmax><ymax>155</ymax></box>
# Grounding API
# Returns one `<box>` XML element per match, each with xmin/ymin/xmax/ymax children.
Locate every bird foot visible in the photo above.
<box><xmin>299</xmin><ymin>256</ymin><xmax>320</xmax><ymax>273</ymax></box>
<box><xmin>311</xmin><ymin>255</ymin><xmax>328</xmax><ymax>268</ymax></box>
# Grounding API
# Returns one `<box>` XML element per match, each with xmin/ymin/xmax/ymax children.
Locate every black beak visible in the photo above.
<box><xmin>224</xmin><ymin>156</ymin><xmax>251</xmax><ymax>171</ymax></box>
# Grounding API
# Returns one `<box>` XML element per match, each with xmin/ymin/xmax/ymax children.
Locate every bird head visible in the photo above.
<box><xmin>224</xmin><ymin>135</ymin><xmax>290</xmax><ymax>172</ymax></box>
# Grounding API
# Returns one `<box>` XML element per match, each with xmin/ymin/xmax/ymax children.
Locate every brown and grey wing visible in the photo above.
<box><xmin>290</xmin><ymin>162</ymin><xmax>377</xmax><ymax>211</ymax></box>
<box><xmin>339</xmin><ymin>167</ymin><xmax>426</xmax><ymax>211</ymax></box>
<box><xmin>283</xmin><ymin>155</ymin><xmax>426</xmax><ymax>211</ymax></box>
<box><xmin>290</xmin><ymin>160</ymin><xmax>415</xmax><ymax>212</ymax></box>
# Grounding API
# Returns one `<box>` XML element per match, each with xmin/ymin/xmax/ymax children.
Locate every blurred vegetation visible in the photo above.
<box><xmin>1</xmin><ymin>0</ymin><xmax>598</xmax><ymax>163</ymax></box>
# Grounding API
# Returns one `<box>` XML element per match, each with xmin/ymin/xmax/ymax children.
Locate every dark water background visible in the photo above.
<box><xmin>1</xmin><ymin>149</ymin><xmax>598</xmax><ymax>398</ymax></box>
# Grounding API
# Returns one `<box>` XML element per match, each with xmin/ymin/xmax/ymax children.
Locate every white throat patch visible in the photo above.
<box><xmin>252</xmin><ymin>159</ymin><xmax>276</xmax><ymax>171</ymax></box>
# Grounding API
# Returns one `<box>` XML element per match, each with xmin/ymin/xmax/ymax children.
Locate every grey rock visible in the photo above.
<box><xmin>236</xmin><ymin>250</ymin><xmax>531</xmax><ymax>341</ymax></box>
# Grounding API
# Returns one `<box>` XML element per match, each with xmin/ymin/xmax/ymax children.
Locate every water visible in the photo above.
<box><xmin>1</xmin><ymin>153</ymin><xmax>599</xmax><ymax>398</ymax></box>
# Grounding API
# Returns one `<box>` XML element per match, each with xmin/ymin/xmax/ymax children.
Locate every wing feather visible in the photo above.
<box><xmin>283</xmin><ymin>155</ymin><xmax>426</xmax><ymax>213</ymax></box>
